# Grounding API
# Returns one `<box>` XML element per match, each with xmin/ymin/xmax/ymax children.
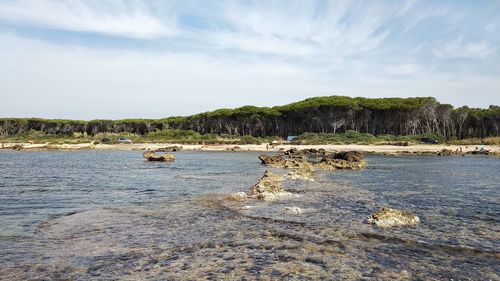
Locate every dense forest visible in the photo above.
<box><xmin>1</xmin><ymin>96</ymin><xmax>499</xmax><ymax>139</ymax></box>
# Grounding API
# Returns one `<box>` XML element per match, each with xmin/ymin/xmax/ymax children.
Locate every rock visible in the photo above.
<box><xmin>12</xmin><ymin>144</ymin><xmax>23</xmax><ymax>150</ymax></box>
<box><xmin>287</xmin><ymin>161</ymin><xmax>316</xmax><ymax>181</ymax></box>
<box><xmin>284</xmin><ymin>148</ymin><xmax>326</xmax><ymax>158</ymax></box>
<box><xmin>260</xmin><ymin>151</ymin><xmax>366</xmax><ymax>171</ymax></box>
<box><xmin>226</xmin><ymin>146</ymin><xmax>242</xmax><ymax>152</ymax></box>
<box><xmin>470</xmin><ymin>149</ymin><xmax>490</xmax><ymax>155</ymax></box>
<box><xmin>284</xmin><ymin>206</ymin><xmax>305</xmax><ymax>215</ymax></box>
<box><xmin>143</xmin><ymin>151</ymin><xmax>175</xmax><ymax>162</ymax></box>
<box><xmin>326</xmin><ymin>151</ymin><xmax>364</xmax><ymax>162</ymax></box>
<box><xmin>156</xmin><ymin>146</ymin><xmax>183</xmax><ymax>152</ymax></box>
<box><xmin>316</xmin><ymin>158</ymin><xmax>366</xmax><ymax>170</ymax></box>
<box><xmin>437</xmin><ymin>149</ymin><xmax>453</xmax><ymax>156</ymax></box>
<box><xmin>224</xmin><ymin>192</ymin><xmax>247</xmax><ymax>201</ymax></box>
<box><xmin>249</xmin><ymin>170</ymin><xmax>290</xmax><ymax>201</ymax></box>
<box><xmin>259</xmin><ymin>154</ymin><xmax>286</xmax><ymax>167</ymax></box>
<box><xmin>367</xmin><ymin>207</ymin><xmax>420</xmax><ymax>227</ymax></box>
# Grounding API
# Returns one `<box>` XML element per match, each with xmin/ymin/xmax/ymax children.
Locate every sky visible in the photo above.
<box><xmin>0</xmin><ymin>0</ymin><xmax>499</xmax><ymax>120</ymax></box>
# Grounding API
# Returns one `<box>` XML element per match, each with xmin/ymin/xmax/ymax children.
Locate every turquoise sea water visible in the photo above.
<box><xmin>0</xmin><ymin>151</ymin><xmax>498</xmax><ymax>280</ymax></box>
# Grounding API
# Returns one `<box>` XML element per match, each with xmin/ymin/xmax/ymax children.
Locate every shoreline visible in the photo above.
<box><xmin>1</xmin><ymin>142</ymin><xmax>499</xmax><ymax>156</ymax></box>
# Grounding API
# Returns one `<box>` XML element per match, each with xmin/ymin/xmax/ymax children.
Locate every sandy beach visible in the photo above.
<box><xmin>2</xmin><ymin>142</ymin><xmax>499</xmax><ymax>156</ymax></box>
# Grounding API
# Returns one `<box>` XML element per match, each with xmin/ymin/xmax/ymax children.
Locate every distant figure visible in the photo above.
<box><xmin>266</xmin><ymin>143</ymin><xmax>269</xmax><ymax>151</ymax></box>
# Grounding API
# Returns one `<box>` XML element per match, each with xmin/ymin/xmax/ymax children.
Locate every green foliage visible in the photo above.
<box><xmin>297</xmin><ymin>131</ymin><xmax>447</xmax><ymax>145</ymax></box>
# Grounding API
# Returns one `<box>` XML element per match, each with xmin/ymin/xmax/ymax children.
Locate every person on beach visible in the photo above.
<box><xmin>266</xmin><ymin>143</ymin><xmax>269</xmax><ymax>151</ymax></box>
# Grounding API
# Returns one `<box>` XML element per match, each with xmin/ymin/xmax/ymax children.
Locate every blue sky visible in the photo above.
<box><xmin>0</xmin><ymin>0</ymin><xmax>499</xmax><ymax>119</ymax></box>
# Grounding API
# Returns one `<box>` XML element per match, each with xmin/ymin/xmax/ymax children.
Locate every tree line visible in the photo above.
<box><xmin>1</xmin><ymin>96</ymin><xmax>498</xmax><ymax>139</ymax></box>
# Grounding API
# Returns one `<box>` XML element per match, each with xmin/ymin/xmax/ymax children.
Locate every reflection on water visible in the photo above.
<box><xmin>0</xmin><ymin>151</ymin><xmax>499</xmax><ymax>280</ymax></box>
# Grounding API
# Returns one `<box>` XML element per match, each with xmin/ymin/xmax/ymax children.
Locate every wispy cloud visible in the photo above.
<box><xmin>0</xmin><ymin>0</ymin><xmax>499</xmax><ymax>118</ymax></box>
<box><xmin>0</xmin><ymin>0</ymin><xmax>176</xmax><ymax>38</ymax></box>
<box><xmin>434</xmin><ymin>38</ymin><xmax>497</xmax><ymax>60</ymax></box>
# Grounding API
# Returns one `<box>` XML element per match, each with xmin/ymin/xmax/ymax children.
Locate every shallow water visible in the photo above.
<box><xmin>0</xmin><ymin>151</ymin><xmax>498</xmax><ymax>280</ymax></box>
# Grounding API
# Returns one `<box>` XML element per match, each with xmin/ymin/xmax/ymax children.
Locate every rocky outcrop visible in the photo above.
<box><xmin>437</xmin><ymin>149</ymin><xmax>453</xmax><ymax>156</ymax></box>
<box><xmin>367</xmin><ymin>207</ymin><xmax>420</xmax><ymax>227</ymax></box>
<box><xmin>259</xmin><ymin>154</ymin><xmax>286</xmax><ymax>167</ymax></box>
<box><xmin>284</xmin><ymin>148</ymin><xmax>326</xmax><ymax>158</ymax></box>
<box><xmin>249</xmin><ymin>170</ymin><xmax>290</xmax><ymax>201</ymax></box>
<box><xmin>260</xmin><ymin>150</ymin><xmax>366</xmax><ymax>172</ymax></box>
<box><xmin>143</xmin><ymin>151</ymin><xmax>175</xmax><ymax>162</ymax></box>
<box><xmin>327</xmin><ymin>151</ymin><xmax>364</xmax><ymax>162</ymax></box>
<box><xmin>156</xmin><ymin>146</ymin><xmax>183</xmax><ymax>152</ymax></box>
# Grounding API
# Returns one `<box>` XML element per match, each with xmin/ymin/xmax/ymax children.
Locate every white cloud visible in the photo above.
<box><xmin>0</xmin><ymin>33</ymin><xmax>331</xmax><ymax>119</ymax></box>
<box><xmin>0</xmin><ymin>1</ymin><xmax>499</xmax><ymax>119</ymax></box>
<box><xmin>0</xmin><ymin>0</ymin><xmax>176</xmax><ymax>39</ymax></box>
<box><xmin>434</xmin><ymin>38</ymin><xmax>497</xmax><ymax>60</ymax></box>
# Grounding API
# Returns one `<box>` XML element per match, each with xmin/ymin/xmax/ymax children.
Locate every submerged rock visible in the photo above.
<box><xmin>224</xmin><ymin>192</ymin><xmax>247</xmax><ymax>201</ymax></box>
<box><xmin>284</xmin><ymin>206</ymin><xmax>305</xmax><ymax>215</ymax></box>
<box><xmin>143</xmin><ymin>151</ymin><xmax>175</xmax><ymax>162</ymax></box>
<box><xmin>367</xmin><ymin>207</ymin><xmax>420</xmax><ymax>227</ymax></box>
<box><xmin>249</xmin><ymin>170</ymin><xmax>290</xmax><ymax>201</ymax></box>
<box><xmin>437</xmin><ymin>149</ymin><xmax>453</xmax><ymax>156</ymax></box>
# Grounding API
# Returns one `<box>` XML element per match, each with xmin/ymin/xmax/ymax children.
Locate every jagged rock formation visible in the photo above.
<box><xmin>284</xmin><ymin>148</ymin><xmax>327</xmax><ymax>158</ymax></box>
<box><xmin>316</xmin><ymin>151</ymin><xmax>366</xmax><ymax>170</ymax></box>
<box><xmin>1</xmin><ymin>96</ymin><xmax>498</xmax><ymax>139</ymax></box>
<box><xmin>260</xmin><ymin>150</ymin><xmax>366</xmax><ymax>171</ymax></box>
<box><xmin>367</xmin><ymin>207</ymin><xmax>420</xmax><ymax>227</ymax></box>
<box><xmin>249</xmin><ymin>170</ymin><xmax>291</xmax><ymax>201</ymax></box>
<box><xmin>143</xmin><ymin>151</ymin><xmax>175</xmax><ymax>162</ymax></box>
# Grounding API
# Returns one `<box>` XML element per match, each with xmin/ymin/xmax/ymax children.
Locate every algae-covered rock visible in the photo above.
<box><xmin>368</xmin><ymin>207</ymin><xmax>420</xmax><ymax>227</ymax></box>
<box><xmin>143</xmin><ymin>151</ymin><xmax>175</xmax><ymax>162</ymax></box>
<box><xmin>249</xmin><ymin>170</ymin><xmax>290</xmax><ymax>201</ymax></box>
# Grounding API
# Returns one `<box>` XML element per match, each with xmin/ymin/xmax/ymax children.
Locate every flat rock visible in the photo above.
<box><xmin>143</xmin><ymin>151</ymin><xmax>175</xmax><ymax>162</ymax></box>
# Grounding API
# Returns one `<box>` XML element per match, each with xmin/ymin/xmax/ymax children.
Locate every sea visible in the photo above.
<box><xmin>0</xmin><ymin>150</ymin><xmax>498</xmax><ymax>280</ymax></box>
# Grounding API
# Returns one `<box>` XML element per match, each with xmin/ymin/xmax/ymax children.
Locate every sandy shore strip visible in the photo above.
<box><xmin>1</xmin><ymin>142</ymin><xmax>499</xmax><ymax>155</ymax></box>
